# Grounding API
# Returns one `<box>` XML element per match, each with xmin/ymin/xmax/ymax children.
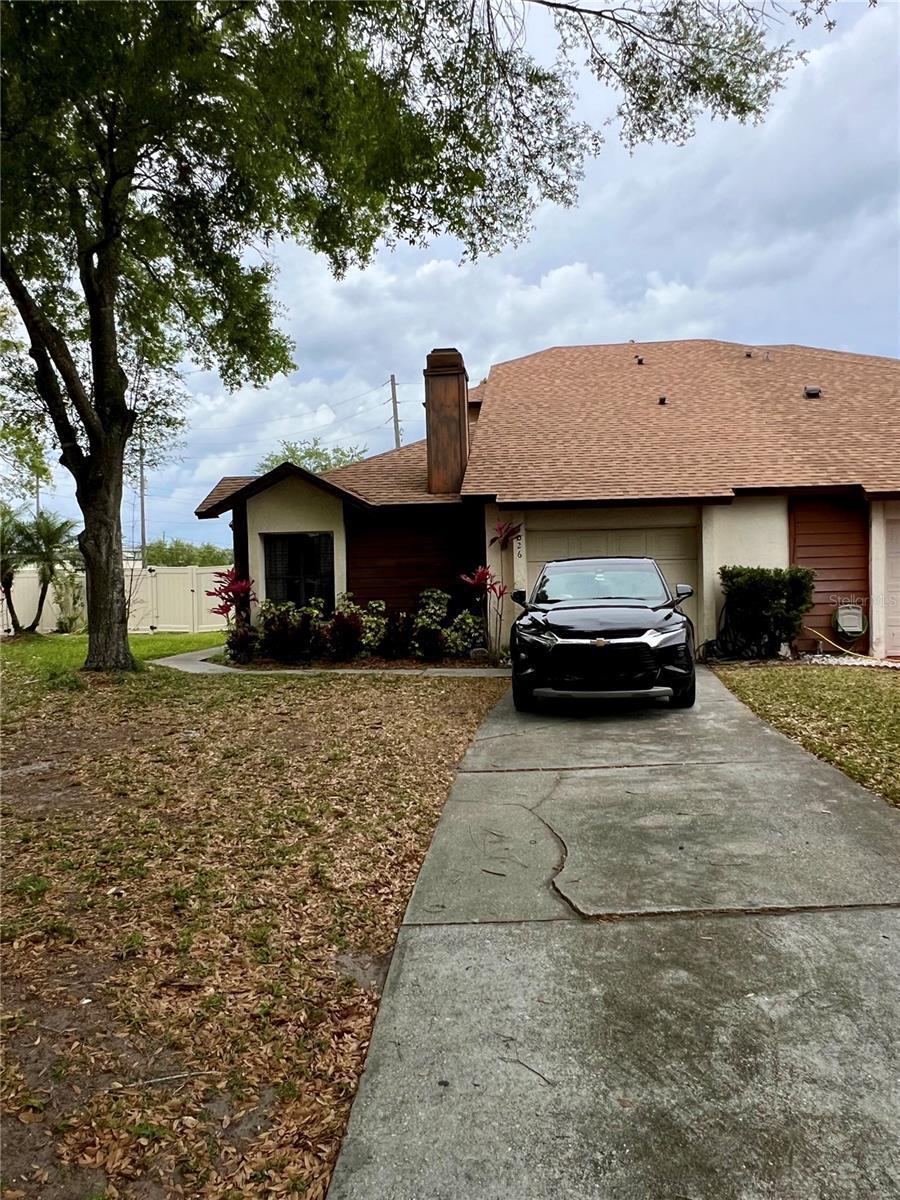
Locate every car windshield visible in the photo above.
<box><xmin>532</xmin><ymin>561</ymin><xmax>669</xmax><ymax>605</ymax></box>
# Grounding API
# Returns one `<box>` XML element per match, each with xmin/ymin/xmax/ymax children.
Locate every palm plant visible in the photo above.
<box><xmin>0</xmin><ymin>501</ymin><xmax>26</xmax><ymax>634</ymax></box>
<box><xmin>18</xmin><ymin>510</ymin><xmax>80</xmax><ymax>633</ymax></box>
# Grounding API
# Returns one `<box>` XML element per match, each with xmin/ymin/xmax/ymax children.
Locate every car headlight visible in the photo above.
<box><xmin>644</xmin><ymin>625</ymin><xmax>687</xmax><ymax>650</ymax></box>
<box><xmin>517</xmin><ymin>627</ymin><xmax>558</xmax><ymax>647</ymax></box>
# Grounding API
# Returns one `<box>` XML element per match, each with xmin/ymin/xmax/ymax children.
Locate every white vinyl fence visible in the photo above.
<box><xmin>3</xmin><ymin>565</ymin><xmax>232</xmax><ymax>635</ymax></box>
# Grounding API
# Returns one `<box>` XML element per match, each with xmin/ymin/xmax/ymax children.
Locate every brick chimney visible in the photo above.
<box><xmin>424</xmin><ymin>348</ymin><xmax>469</xmax><ymax>494</ymax></box>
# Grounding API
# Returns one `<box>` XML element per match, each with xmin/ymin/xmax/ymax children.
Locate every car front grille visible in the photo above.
<box><xmin>548</xmin><ymin>642</ymin><xmax>658</xmax><ymax>690</ymax></box>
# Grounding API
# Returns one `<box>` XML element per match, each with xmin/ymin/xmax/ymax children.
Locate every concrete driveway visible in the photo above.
<box><xmin>328</xmin><ymin>668</ymin><xmax>900</xmax><ymax>1199</ymax></box>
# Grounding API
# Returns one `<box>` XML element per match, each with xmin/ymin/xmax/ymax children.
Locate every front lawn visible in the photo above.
<box><xmin>1</xmin><ymin>645</ymin><xmax>506</xmax><ymax>1198</ymax></box>
<box><xmin>713</xmin><ymin>664</ymin><xmax>900</xmax><ymax>806</ymax></box>
<box><xmin>2</xmin><ymin>631</ymin><xmax>223</xmax><ymax>695</ymax></box>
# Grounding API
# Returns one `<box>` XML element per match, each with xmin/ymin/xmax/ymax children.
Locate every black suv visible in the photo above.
<box><xmin>510</xmin><ymin>556</ymin><xmax>696</xmax><ymax>711</ymax></box>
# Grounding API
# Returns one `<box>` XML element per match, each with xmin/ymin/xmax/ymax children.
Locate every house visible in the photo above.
<box><xmin>196</xmin><ymin>340</ymin><xmax>900</xmax><ymax>657</ymax></box>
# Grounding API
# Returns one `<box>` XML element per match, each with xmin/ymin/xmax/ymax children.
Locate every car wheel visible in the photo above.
<box><xmin>670</xmin><ymin>674</ymin><xmax>696</xmax><ymax>708</ymax></box>
<box><xmin>512</xmin><ymin>675</ymin><xmax>536</xmax><ymax>712</ymax></box>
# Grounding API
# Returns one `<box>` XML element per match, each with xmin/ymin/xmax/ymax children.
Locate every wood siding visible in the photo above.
<box><xmin>345</xmin><ymin>503</ymin><xmax>484</xmax><ymax>612</ymax></box>
<box><xmin>790</xmin><ymin>497</ymin><xmax>870</xmax><ymax>652</ymax></box>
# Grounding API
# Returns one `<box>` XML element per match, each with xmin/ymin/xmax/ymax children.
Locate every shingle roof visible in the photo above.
<box><xmin>322</xmin><ymin>439</ymin><xmax>461</xmax><ymax>504</ymax></box>
<box><xmin>460</xmin><ymin>340</ymin><xmax>900</xmax><ymax>503</ymax></box>
<box><xmin>197</xmin><ymin>340</ymin><xmax>899</xmax><ymax>517</ymax></box>
<box><xmin>195</xmin><ymin>476</ymin><xmax>256</xmax><ymax>517</ymax></box>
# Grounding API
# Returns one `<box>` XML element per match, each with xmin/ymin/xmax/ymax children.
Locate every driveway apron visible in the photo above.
<box><xmin>328</xmin><ymin>667</ymin><xmax>900</xmax><ymax>1199</ymax></box>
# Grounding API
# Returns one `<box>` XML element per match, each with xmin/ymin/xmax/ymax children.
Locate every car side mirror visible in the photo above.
<box><xmin>675</xmin><ymin>583</ymin><xmax>693</xmax><ymax>601</ymax></box>
<box><xmin>511</xmin><ymin>589</ymin><xmax>528</xmax><ymax>606</ymax></box>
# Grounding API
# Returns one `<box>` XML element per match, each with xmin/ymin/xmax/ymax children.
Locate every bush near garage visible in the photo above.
<box><xmin>715</xmin><ymin>565</ymin><xmax>816</xmax><ymax>659</ymax></box>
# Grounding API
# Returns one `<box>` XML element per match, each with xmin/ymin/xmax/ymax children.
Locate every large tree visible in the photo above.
<box><xmin>1</xmin><ymin>0</ymin><xmax>829</xmax><ymax>669</ymax></box>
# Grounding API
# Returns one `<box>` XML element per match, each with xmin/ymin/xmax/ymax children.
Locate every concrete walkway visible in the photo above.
<box><xmin>150</xmin><ymin>645</ymin><xmax>510</xmax><ymax>678</ymax></box>
<box><xmin>328</xmin><ymin>668</ymin><xmax>900</xmax><ymax>1199</ymax></box>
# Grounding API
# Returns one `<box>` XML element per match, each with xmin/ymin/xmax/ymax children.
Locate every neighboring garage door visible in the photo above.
<box><xmin>887</xmin><ymin>520</ymin><xmax>900</xmax><ymax>657</ymax></box>
<box><xmin>526</xmin><ymin>524</ymin><xmax>699</xmax><ymax>626</ymax></box>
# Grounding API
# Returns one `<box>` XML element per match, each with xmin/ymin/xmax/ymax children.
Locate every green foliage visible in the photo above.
<box><xmin>257</xmin><ymin>438</ymin><xmax>367</xmax><ymax>477</ymax></box>
<box><xmin>326</xmin><ymin>609</ymin><xmax>364</xmax><ymax>661</ymax></box>
<box><xmin>52</xmin><ymin>567</ymin><xmax>87</xmax><ymax>634</ymax></box>
<box><xmin>17</xmin><ymin>510</ymin><xmax>79</xmax><ymax>587</ymax></box>
<box><xmin>257</xmin><ymin>598</ymin><xmax>325</xmax><ymax>663</ymax></box>
<box><xmin>716</xmin><ymin>565</ymin><xmax>817</xmax><ymax>659</ymax></box>
<box><xmin>146</xmin><ymin>537</ymin><xmax>231</xmax><ymax>567</ymax></box>
<box><xmin>411</xmin><ymin>588</ymin><xmax>451</xmax><ymax>660</ymax></box>
<box><xmin>336</xmin><ymin>593</ymin><xmax>386</xmax><ymax>653</ymax></box>
<box><xmin>378</xmin><ymin>610</ymin><xmax>414</xmax><ymax>660</ymax></box>
<box><xmin>445</xmin><ymin>610</ymin><xmax>485</xmax><ymax>658</ymax></box>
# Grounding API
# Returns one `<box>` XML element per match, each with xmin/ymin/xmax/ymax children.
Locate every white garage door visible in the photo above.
<box><xmin>886</xmin><ymin>520</ymin><xmax>900</xmax><ymax>657</ymax></box>
<box><xmin>527</xmin><ymin>525</ymin><xmax>699</xmax><ymax>625</ymax></box>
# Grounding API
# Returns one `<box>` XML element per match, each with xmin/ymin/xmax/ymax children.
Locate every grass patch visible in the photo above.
<box><xmin>1</xmin><ymin>632</ymin><xmax>224</xmax><ymax>722</ymax></box>
<box><xmin>2</xmin><ymin>641</ymin><xmax>506</xmax><ymax>1197</ymax></box>
<box><xmin>713</xmin><ymin>664</ymin><xmax>900</xmax><ymax>806</ymax></box>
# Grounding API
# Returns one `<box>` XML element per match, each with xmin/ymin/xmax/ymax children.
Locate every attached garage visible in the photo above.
<box><xmin>523</xmin><ymin>506</ymin><xmax>700</xmax><ymax>626</ymax></box>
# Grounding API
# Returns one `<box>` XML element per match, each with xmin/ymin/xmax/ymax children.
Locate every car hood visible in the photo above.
<box><xmin>518</xmin><ymin>601</ymin><xmax>683</xmax><ymax>638</ymax></box>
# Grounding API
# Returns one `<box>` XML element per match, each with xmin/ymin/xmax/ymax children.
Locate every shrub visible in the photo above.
<box><xmin>379</xmin><ymin>610</ymin><xmax>413</xmax><ymax>659</ymax></box>
<box><xmin>415</xmin><ymin>623</ymin><xmax>447</xmax><ymax>661</ymax></box>
<box><xmin>53</xmin><ymin>568</ymin><xmax>87</xmax><ymax>633</ymax></box>
<box><xmin>257</xmin><ymin>599</ymin><xmax>325</xmax><ymax>662</ymax></box>
<box><xmin>416</xmin><ymin>588</ymin><xmax>450</xmax><ymax>625</ymax></box>
<box><xmin>326</xmin><ymin>609</ymin><xmax>364</xmax><ymax>660</ymax></box>
<box><xmin>226</xmin><ymin>620</ymin><xmax>258</xmax><ymax>664</ymax></box>
<box><xmin>445</xmin><ymin>610</ymin><xmax>485</xmax><ymax>657</ymax></box>
<box><xmin>336</xmin><ymin>593</ymin><xmax>386</xmax><ymax>653</ymax></box>
<box><xmin>716</xmin><ymin>565</ymin><xmax>816</xmax><ymax>659</ymax></box>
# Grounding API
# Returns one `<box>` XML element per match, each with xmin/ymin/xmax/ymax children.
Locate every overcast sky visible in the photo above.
<box><xmin>40</xmin><ymin>2</ymin><xmax>900</xmax><ymax>549</ymax></box>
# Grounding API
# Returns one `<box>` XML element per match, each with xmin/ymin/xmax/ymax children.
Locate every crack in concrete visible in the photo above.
<box><xmin>460</xmin><ymin>759</ymin><xmax>773</xmax><ymax>775</ymax></box>
<box><xmin>404</xmin><ymin>899</ymin><xmax>900</xmax><ymax>930</ymax></box>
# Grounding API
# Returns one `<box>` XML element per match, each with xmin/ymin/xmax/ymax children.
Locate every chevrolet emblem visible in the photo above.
<box><xmin>591</xmin><ymin>637</ymin><xmax>610</xmax><ymax>647</ymax></box>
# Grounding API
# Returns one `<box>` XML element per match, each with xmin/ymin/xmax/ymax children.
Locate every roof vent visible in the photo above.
<box><xmin>635</xmin><ymin>355</ymin><xmax>644</xmax><ymax>365</ymax></box>
<box><xmin>804</xmin><ymin>385</ymin><xmax>822</xmax><ymax>399</ymax></box>
<box><xmin>658</xmin><ymin>395</ymin><xmax>667</xmax><ymax>406</ymax></box>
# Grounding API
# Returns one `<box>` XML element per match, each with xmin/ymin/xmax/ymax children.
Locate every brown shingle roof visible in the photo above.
<box><xmin>195</xmin><ymin>476</ymin><xmax>256</xmax><ymax>517</ymax></box>
<box><xmin>322</xmin><ymin>439</ymin><xmax>460</xmax><ymax>504</ymax></box>
<box><xmin>460</xmin><ymin>340</ymin><xmax>900</xmax><ymax>503</ymax></box>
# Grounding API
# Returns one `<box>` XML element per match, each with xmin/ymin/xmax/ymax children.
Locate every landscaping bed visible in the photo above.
<box><xmin>207</xmin><ymin>653</ymin><xmax>497</xmax><ymax>671</ymax></box>
<box><xmin>1</xmin><ymin>638</ymin><xmax>507</xmax><ymax>1198</ymax></box>
<box><xmin>713</xmin><ymin>662</ymin><xmax>900</xmax><ymax>806</ymax></box>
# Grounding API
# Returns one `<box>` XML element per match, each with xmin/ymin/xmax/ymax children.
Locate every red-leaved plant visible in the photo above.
<box><xmin>461</xmin><ymin>565</ymin><xmax>508</xmax><ymax>663</ymax></box>
<box><xmin>489</xmin><ymin>520</ymin><xmax>522</xmax><ymax>552</ymax></box>
<box><xmin>206</xmin><ymin>569</ymin><xmax>257</xmax><ymax>662</ymax></box>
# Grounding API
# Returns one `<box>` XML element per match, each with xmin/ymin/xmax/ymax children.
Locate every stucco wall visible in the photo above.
<box><xmin>246</xmin><ymin>476</ymin><xmax>347</xmax><ymax>606</ymax></box>
<box><xmin>699</xmin><ymin>496</ymin><xmax>789</xmax><ymax>645</ymax></box>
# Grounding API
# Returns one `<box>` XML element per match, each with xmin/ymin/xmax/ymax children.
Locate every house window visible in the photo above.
<box><xmin>263</xmin><ymin>533</ymin><xmax>335</xmax><ymax>610</ymax></box>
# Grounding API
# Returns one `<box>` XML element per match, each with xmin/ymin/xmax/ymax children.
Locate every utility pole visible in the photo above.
<box><xmin>390</xmin><ymin>373</ymin><xmax>401</xmax><ymax>449</ymax></box>
<box><xmin>34</xmin><ymin>469</ymin><xmax>40</xmax><ymax>518</ymax></box>
<box><xmin>138</xmin><ymin>422</ymin><xmax>147</xmax><ymax>569</ymax></box>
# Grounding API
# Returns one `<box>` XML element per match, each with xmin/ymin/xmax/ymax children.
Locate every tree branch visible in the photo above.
<box><xmin>0</xmin><ymin>250</ymin><xmax>105</xmax><ymax>444</ymax></box>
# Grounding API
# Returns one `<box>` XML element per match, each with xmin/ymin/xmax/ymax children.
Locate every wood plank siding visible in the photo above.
<box><xmin>344</xmin><ymin>503</ymin><xmax>484</xmax><ymax>612</ymax></box>
<box><xmin>790</xmin><ymin>496</ymin><xmax>870</xmax><ymax>652</ymax></box>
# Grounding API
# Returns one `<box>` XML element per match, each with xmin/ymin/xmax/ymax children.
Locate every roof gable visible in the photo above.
<box><xmin>195</xmin><ymin>461</ymin><xmax>370</xmax><ymax>518</ymax></box>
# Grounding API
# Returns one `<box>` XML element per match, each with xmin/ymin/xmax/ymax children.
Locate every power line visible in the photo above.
<box><xmin>170</xmin><ymin>416</ymin><xmax>395</xmax><ymax>465</ymax></box>
<box><xmin>184</xmin><ymin>380</ymin><xmax>390</xmax><ymax>436</ymax></box>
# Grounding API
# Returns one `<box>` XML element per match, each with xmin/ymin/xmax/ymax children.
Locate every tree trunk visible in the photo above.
<box><xmin>78</xmin><ymin>455</ymin><xmax>136</xmax><ymax>672</ymax></box>
<box><xmin>2</xmin><ymin>573</ymin><xmax>22</xmax><ymax>635</ymax></box>
<box><xmin>24</xmin><ymin>578</ymin><xmax>50</xmax><ymax>634</ymax></box>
